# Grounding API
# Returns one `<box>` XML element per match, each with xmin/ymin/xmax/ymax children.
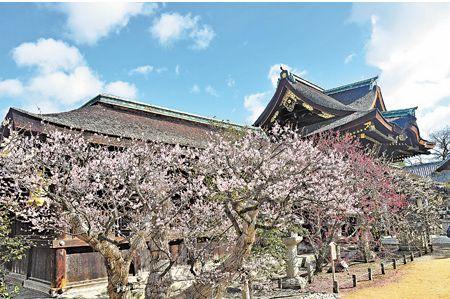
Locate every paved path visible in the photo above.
<box><xmin>342</xmin><ymin>256</ymin><xmax>450</xmax><ymax>299</ymax></box>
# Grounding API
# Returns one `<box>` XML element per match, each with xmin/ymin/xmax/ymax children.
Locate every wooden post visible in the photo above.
<box><xmin>430</xmin><ymin>244</ymin><xmax>434</xmax><ymax>253</ymax></box>
<box><xmin>54</xmin><ymin>248</ymin><xmax>67</xmax><ymax>289</ymax></box>
<box><xmin>418</xmin><ymin>249</ymin><xmax>422</xmax><ymax>257</ymax></box>
<box><xmin>242</xmin><ymin>280</ymin><xmax>251</xmax><ymax>299</ymax></box>
<box><xmin>330</xmin><ymin>242</ymin><xmax>337</xmax><ymax>283</ymax></box>
<box><xmin>381</xmin><ymin>262</ymin><xmax>385</xmax><ymax>275</ymax></box>
<box><xmin>424</xmin><ymin>246</ymin><xmax>428</xmax><ymax>254</ymax></box>
<box><xmin>403</xmin><ymin>254</ymin><xmax>407</xmax><ymax>265</ymax></box>
<box><xmin>333</xmin><ymin>280</ymin><xmax>339</xmax><ymax>294</ymax></box>
<box><xmin>329</xmin><ymin>241</ymin><xmax>338</xmax><ymax>294</ymax></box>
<box><xmin>410</xmin><ymin>252</ymin><xmax>414</xmax><ymax>262</ymax></box>
<box><xmin>278</xmin><ymin>278</ymin><xmax>282</xmax><ymax>289</ymax></box>
<box><xmin>392</xmin><ymin>258</ymin><xmax>397</xmax><ymax>269</ymax></box>
<box><xmin>368</xmin><ymin>268</ymin><xmax>373</xmax><ymax>281</ymax></box>
<box><xmin>352</xmin><ymin>274</ymin><xmax>357</xmax><ymax>287</ymax></box>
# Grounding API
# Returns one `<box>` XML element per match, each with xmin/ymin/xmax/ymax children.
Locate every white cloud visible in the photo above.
<box><xmin>155</xmin><ymin>67</ymin><xmax>167</xmax><ymax>74</ymax></box>
<box><xmin>344</xmin><ymin>53</ymin><xmax>356</xmax><ymax>64</ymax></box>
<box><xmin>60</xmin><ymin>3</ymin><xmax>157</xmax><ymax>45</ymax></box>
<box><xmin>104</xmin><ymin>81</ymin><xmax>137</xmax><ymax>99</ymax></box>
<box><xmin>175</xmin><ymin>64</ymin><xmax>180</xmax><ymax>75</ymax></box>
<box><xmin>227</xmin><ymin>77</ymin><xmax>235</xmax><ymax>87</ymax></box>
<box><xmin>244</xmin><ymin>64</ymin><xmax>306</xmax><ymax>122</ymax></box>
<box><xmin>244</xmin><ymin>92</ymin><xmax>269</xmax><ymax>123</ymax></box>
<box><xmin>12</xmin><ymin>38</ymin><xmax>84</xmax><ymax>73</ymax></box>
<box><xmin>0</xmin><ymin>79</ymin><xmax>23</xmax><ymax>97</ymax></box>
<box><xmin>417</xmin><ymin>104</ymin><xmax>450</xmax><ymax>138</ymax></box>
<box><xmin>351</xmin><ymin>4</ymin><xmax>450</xmax><ymax>135</ymax></box>
<box><xmin>1</xmin><ymin>38</ymin><xmax>138</xmax><ymax>112</ymax></box>
<box><xmin>129</xmin><ymin>65</ymin><xmax>154</xmax><ymax>75</ymax></box>
<box><xmin>189</xmin><ymin>25</ymin><xmax>215</xmax><ymax>50</ymax></box>
<box><xmin>205</xmin><ymin>85</ymin><xmax>218</xmax><ymax>97</ymax></box>
<box><xmin>27</xmin><ymin>66</ymin><xmax>103</xmax><ymax>105</ymax></box>
<box><xmin>190</xmin><ymin>84</ymin><xmax>200</xmax><ymax>94</ymax></box>
<box><xmin>150</xmin><ymin>13</ymin><xmax>215</xmax><ymax>49</ymax></box>
<box><xmin>268</xmin><ymin>64</ymin><xmax>306</xmax><ymax>88</ymax></box>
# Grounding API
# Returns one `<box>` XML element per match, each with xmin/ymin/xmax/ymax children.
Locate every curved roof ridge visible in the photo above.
<box><xmin>325</xmin><ymin>76</ymin><xmax>378</xmax><ymax>95</ymax></box>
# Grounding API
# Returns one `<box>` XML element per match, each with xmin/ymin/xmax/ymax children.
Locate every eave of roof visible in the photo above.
<box><xmin>404</xmin><ymin>157</ymin><xmax>450</xmax><ymax>177</ymax></box>
<box><xmin>302</xmin><ymin>110</ymin><xmax>375</xmax><ymax>136</ymax></box>
<box><xmin>382</xmin><ymin>107</ymin><xmax>418</xmax><ymax>119</ymax></box>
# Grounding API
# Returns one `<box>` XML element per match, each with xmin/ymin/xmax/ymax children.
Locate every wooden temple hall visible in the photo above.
<box><xmin>255</xmin><ymin>69</ymin><xmax>434</xmax><ymax>161</ymax></box>
<box><xmin>2</xmin><ymin>68</ymin><xmax>432</xmax><ymax>293</ymax></box>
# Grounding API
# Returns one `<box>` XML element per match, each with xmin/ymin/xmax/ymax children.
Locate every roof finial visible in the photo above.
<box><xmin>280</xmin><ymin>66</ymin><xmax>289</xmax><ymax>80</ymax></box>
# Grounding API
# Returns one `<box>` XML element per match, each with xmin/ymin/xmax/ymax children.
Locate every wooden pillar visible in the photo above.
<box><xmin>26</xmin><ymin>248</ymin><xmax>33</xmax><ymax>279</ymax></box>
<box><xmin>368</xmin><ymin>268</ymin><xmax>373</xmax><ymax>280</ymax></box>
<box><xmin>392</xmin><ymin>259</ymin><xmax>397</xmax><ymax>269</ymax></box>
<box><xmin>352</xmin><ymin>274</ymin><xmax>357</xmax><ymax>287</ymax></box>
<box><xmin>381</xmin><ymin>263</ymin><xmax>385</xmax><ymax>275</ymax></box>
<box><xmin>333</xmin><ymin>280</ymin><xmax>339</xmax><ymax>294</ymax></box>
<box><xmin>54</xmin><ymin>248</ymin><xmax>67</xmax><ymax>289</ymax></box>
<box><xmin>402</xmin><ymin>254</ymin><xmax>407</xmax><ymax>265</ymax></box>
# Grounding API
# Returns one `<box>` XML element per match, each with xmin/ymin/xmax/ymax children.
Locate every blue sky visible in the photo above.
<box><xmin>0</xmin><ymin>3</ymin><xmax>449</xmax><ymax>135</ymax></box>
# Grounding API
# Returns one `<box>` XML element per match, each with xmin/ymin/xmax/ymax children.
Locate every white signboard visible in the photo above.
<box><xmin>329</xmin><ymin>242</ymin><xmax>337</xmax><ymax>261</ymax></box>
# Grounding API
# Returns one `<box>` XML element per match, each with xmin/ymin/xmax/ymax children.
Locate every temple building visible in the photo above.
<box><xmin>254</xmin><ymin>69</ymin><xmax>434</xmax><ymax>161</ymax></box>
<box><xmin>3</xmin><ymin>95</ymin><xmax>246</xmax><ymax>294</ymax></box>
<box><xmin>1</xmin><ymin>69</ymin><xmax>434</xmax><ymax>294</ymax></box>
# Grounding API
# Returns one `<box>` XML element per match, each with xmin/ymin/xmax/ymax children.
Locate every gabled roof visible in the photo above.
<box><xmin>381</xmin><ymin>107</ymin><xmax>418</xmax><ymax>130</ymax></box>
<box><xmin>324</xmin><ymin>76</ymin><xmax>378</xmax><ymax>95</ymax></box>
<box><xmin>404</xmin><ymin>157</ymin><xmax>450</xmax><ymax>182</ymax></box>
<box><xmin>84</xmin><ymin>94</ymin><xmax>246</xmax><ymax>129</ymax></box>
<box><xmin>254</xmin><ymin>68</ymin><xmax>433</xmax><ymax>160</ymax></box>
<box><xmin>290</xmin><ymin>80</ymin><xmax>356</xmax><ymax>113</ymax></box>
<box><xmin>324</xmin><ymin>76</ymin><xmax>381</xmax><ymax>111</ymax></box>
<box><xmin>6</xmin><ymin>94</ymin><xmax>252</xmax><ymax>148</ymax></box>
<box><xmin>382</xmin><ymin>107</ymin><xmax>417</xmax><ymax>119</ymax></box>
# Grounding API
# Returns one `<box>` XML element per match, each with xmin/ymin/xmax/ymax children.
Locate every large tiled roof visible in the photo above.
<box><xmin>325</xmin><ymin>77</ymin><xmax>378</xmax><ymax>110</ymax></box>
<box><xmin>291</xmin><ymin>80</ymin><xmax>356</xmax><ymax>113</ymax></box>
<box><xmin>381</xmin><ymin>107</ymin><xmax>418</xmax><ymax>130</ymax></box>
<box><xmin>382</xmin><ymin>107</ymin><xmax>417</xmax><ymax>119</ymax></box>
<box><xmin>404</xmin><ymin>157</ymin><xmax>450</xmax><ymax>182</ymax></box>
<box><xmin>301</xmin><ymin>110</ymin><xmax>374</xmax><ymax>136</ymax></box>
<box><xmin>8</xmin><ymin>94</ymin><xmax>252</xmax><ymax>148</ymax></box>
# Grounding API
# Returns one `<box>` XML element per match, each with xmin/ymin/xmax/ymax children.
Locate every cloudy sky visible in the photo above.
<box><xmin>0</xmin><ymin>3</ymin><xmax>449</xmax><ymax>136</ymax></box>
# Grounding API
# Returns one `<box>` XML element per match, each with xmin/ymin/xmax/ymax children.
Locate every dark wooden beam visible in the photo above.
<box><xmin>54</xmin><ymin>248</ymin><xmax>67</xmax><ymax>289</ymax></box>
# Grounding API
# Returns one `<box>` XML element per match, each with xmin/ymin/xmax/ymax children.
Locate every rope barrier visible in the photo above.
<box><xmin>322</xmin><ymin>247</ymin><xmax>429</xmax><ymax>291</ymax></box>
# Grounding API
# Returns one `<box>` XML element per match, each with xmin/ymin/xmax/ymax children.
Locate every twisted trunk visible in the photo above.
<box><xmin>314</xmin><ymin>250</ymin><xmax>327</xmax><ymax>274</ymax></box>
<box><xmin>145</xmin><ymin>233</ymin><xmax>173</xmax><ymax>299</ymax></box>
<box><xmin>79</xmin><ymin>235</ymin><xmax>133</xmax><ymax>299</ymax></box>
<box><xmin>105</xmin><ymin>257</ymin><xmax>132</xmax><ymax>299</ymax></box>
<box><xmin>172</xmin><ymin>211</ymin><xmax>258</xmax><ymax>299</ymax></box>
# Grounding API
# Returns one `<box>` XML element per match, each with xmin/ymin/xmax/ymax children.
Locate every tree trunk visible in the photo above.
<box><xmin>105</xmin><ymin>258</ymin><xmax>132</xmax><ymax>299</ymax></box>
<box><xmin>81</xmin><ymin>235</ymin><xmax>132</xmax><ymax>299</ymax></box>
<box><xmin>358</xmin><ymin>228</ymin><xmax>372</xmax><ymax>263</ymax></box>
<box><xmin>314</xmin><ymin>252</ymin><xmax>326</xmax><ymax>274</ymax></box>
<box><xmin>171</xmin><ymin>211</ymin><xmax>258</xmax><ymax>299</ymax></box>
<box><xmin>145</xmin><ymin>233</ymin><xmax>174</xmax><ymax>299</ymax></box>
<box><xmin>145</xmin><ymin>261</ymin><xmax>173</xmax><ymax>299</ymax></box>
